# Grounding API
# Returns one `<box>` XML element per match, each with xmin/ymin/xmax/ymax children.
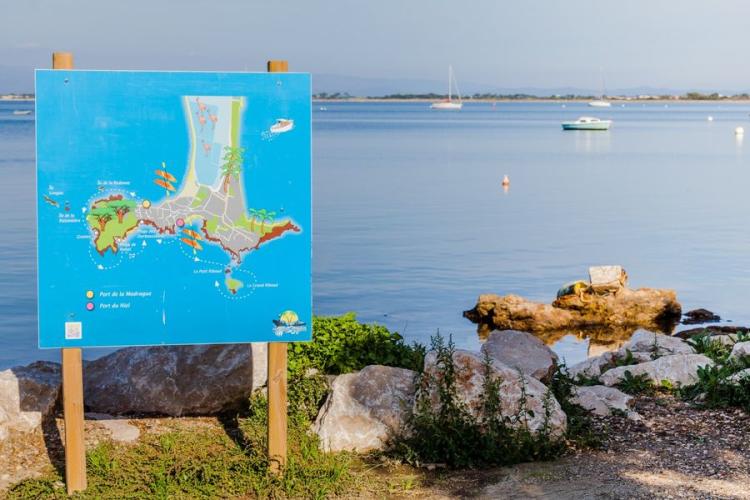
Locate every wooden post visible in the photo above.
<box><xmin>53</xmin><ymin>51</ymin><xmax>87</xmax><ymax>495</ymax></box>
<box><xmin>267</xmin><ymin>59</ymin><xmax>289</xmax><ymax>474</ymax></box>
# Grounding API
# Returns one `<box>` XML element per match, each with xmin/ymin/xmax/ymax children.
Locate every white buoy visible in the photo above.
<box><xmin>736</xmin><ymin>126</ymin><xmax>745</xmax><ymax>136</ymax></box>
<box><xmin>707</xmin><ymin>116</ymin><xmax>714</xmax><ymax>122</ymax></box>
<box><xmin>502</xmin><ymin>175</ymin><xmax>510</xmax><ymax>187</ymax></box>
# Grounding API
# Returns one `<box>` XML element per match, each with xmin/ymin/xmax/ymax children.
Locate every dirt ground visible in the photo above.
<box><xmin>2</xmin><ymin>394</ymin><xmax>750</xmax><ymax>499</ymax></box>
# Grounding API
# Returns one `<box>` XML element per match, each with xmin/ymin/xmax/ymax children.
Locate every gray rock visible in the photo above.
<box><xmin>423</xmin><ymin>350</ymin><xmax>567</xmax><ymax>437</ymax></box>
<box><xmin>571</xmin><ymin>385</ymin><xmax>634</xmax><ymax>417</ymax></box>
<box><xmin>727</xmin><ymin>368</ymin><xmax>750</xmax><ymax>385</ymax></box>
<box><xmin>481</xmin><ymin>330</ymin><xmax>558</xmax><ymax>381</ymax></box>
<box><xmin>620</xmin><ymin>330</ymin><xmax>695</xmax><ymax>357</ymax></box>
<box><xmin>729</xmin><ymin>341</ymin><xmax>750</xmax><ymax>360</ymax></box>
<box><xmin>600</xmin><ymin>354</ymin><xmax>714</xmax><ymax>387</ymax></box>
<box><xmin>84</xmin><ymin>343</ymin><xmax>267</xmax><ymax>416</ymax></box>
<box><xmin>313</xmin><ymin>365</ymin><xmax>417</xmax><ymax>452</ymax></box>
<box><xmin>86</xmin><ymin>413</ymin><xmax>140</xmax><ymax>443</ymax></box>
<box><xmin>0</xmin><ymin>362</ymin><xmax>61</xmax><ymax>440</ymax></box>
<box><xmin>568</xmin><ymin>352</ymin><xmax>615</xmax><ymax>380</ymax></box>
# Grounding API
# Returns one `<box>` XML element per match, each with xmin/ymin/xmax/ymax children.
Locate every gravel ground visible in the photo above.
<box><xmin>3</xmin><ymin>395</ymin><xmax>750</xmax><ymax>498</ymax></box>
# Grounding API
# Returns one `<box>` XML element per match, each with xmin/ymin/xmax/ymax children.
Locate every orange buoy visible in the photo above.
<box><xmin>502</xmin><ymin>175</ymin><xmax>510</xmax><ymax>187</ymax></box>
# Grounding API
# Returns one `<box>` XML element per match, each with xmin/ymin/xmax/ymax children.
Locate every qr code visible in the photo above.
<box><xmin>65</xmin><ymin>322</ymin><xmax>82</xmax><ymax>340</ymax></box>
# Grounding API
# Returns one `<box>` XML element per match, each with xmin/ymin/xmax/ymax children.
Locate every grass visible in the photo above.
<box><xmin>8</xmin><ymin>390</ymin><xmax>358</xmax><ymax>499</ymax></box>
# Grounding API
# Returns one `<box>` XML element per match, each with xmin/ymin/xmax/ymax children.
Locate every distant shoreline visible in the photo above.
<box><xmin>314</xmin><ymin>98</ymin><xmax>750</xmax><ymax>104</ymax></box>
<box><xmin>4</xmin><ymin>97</ymin><xmax>750</xmax><ymax>104</ymax></box>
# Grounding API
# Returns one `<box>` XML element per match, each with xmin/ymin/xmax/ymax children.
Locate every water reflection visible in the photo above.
<box><xmin>573</xmin><ymin>129</ymin><xmax>612</xmax><ymax>154</ymax></box>
<box><xmin>477</xmin><ymin>324</ymin><xmax>669</xmax><ymax>366</ymax></box>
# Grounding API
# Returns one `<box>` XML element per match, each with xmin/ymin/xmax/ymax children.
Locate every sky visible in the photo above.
<box><xmin>3</xmin><ymin>0</ymin><xmax>750</xmax><ymax>94</ymax></box>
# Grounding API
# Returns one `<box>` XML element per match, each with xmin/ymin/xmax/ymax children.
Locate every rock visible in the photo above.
<box><xmin>86</xmin><ymin>413</ymin><xmax>141</xmax><ymax>443</ymax></box>
<box><xmin>464</xmin><ymin>287</ymin><xmax>681</xmax><ymax>335</ymax></box>
<box><xmin>571</xmin><ymin>385</ymin><xmax>634</xmax><ymax>417</ymax></box>
<box><xmin>682</xmin><ymin>308</ymin><xmax>721</xmax><ymax>325</ymax></box>
<box><xmin>313</xmin><ymin>365</ymin><xmax>417</xmax><ymax>452</ymax></box>
<box><xmin>600</xmin><ymin>354</ymin><xmax>714</xmax><ymax>387</ymax></box>
<box><xmin>729</xmin><ymin>341</ymin><xmax>750</xmax><ymax>361</ymax></box>
<box><xmin>0</xmin><ymin>362</ymin><xmax>61</xmax><ymax>440</ymax></box>
<box><xmin>618</xmin><ymin>330</ymin><xmax>695</xmax><ymax>357</ymax></box>
<box><xmin>727</xmin><ymin>368</ymin><xmax>750</xmax><ymax>385</ymax></box>
<box><xmin>423</xmin><ymin>350</ymin><xmax>567</xmax><ymax>437</ymax></box>
<box><xmin>480</xmin><ymin>330</ymin><xmax>558</xmax><ymax>381</ymax></box>
<box><xmin>568</xmin><ymin>352</ymin><xmax>615</xmax><ymax>380</ymax></box>
<box><xmin>84</xmin><ymin>344</ymin><xmax>267</xmax><ymax>416</ymax></box>
<box><xmin>674</xmin><ymin>325</ymin><xmax>750</xmax><ymax>339</ymax></box>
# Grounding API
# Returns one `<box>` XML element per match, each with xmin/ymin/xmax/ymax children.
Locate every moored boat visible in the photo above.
<box><xmin>561</xmin><ymin>116</ymin><xmax>612</xmax><ymax>131</ymax></box>
<box><xmin>12</xmin><ymin>110</ymin><xmax>32</xmax><ymax>115</ymax></box>
<box><xmin>270</xmin><ymin>119</ymin><xmax>294</xmax><ymax>133</ymax></box>
<box><xmin>430</xmin><ymin>65</ymin><xmax>463</xmax><ymax>110</ymax></box>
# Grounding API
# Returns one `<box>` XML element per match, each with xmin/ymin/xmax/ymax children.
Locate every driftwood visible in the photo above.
<box><xmin>464</xmin><ymin>288</ymin><xmax>682</xmax><ymax>336</ymax></box>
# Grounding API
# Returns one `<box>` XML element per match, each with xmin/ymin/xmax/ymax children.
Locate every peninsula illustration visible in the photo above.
<box><xmin>84</xmin><ymin>96</ymin><xmax>300</xmax><ymax>293</ymax></box>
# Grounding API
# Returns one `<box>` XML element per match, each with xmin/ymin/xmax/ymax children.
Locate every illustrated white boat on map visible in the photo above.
<box><xmin>270</xmin><ymin>119</ymin><xmax>294</xmax><ymax>134</ymax></box>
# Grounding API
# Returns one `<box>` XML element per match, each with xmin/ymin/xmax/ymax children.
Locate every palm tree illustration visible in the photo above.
<box><xmin>261</xmin><ymin>211</ymin><xmax>276</xmax><ymax>233</ymax></box>
<box><xmin>248</xmin><ymin>208</ymin><xmax>259</xmax><ymax>231</ymax></box>
<box><xmin>255</xmin><ymin>209</ymin><xmax>268</xmax><ymax>232</ymax></box>
<box><xmin>220</xmin><ymin>146</ymin><xmax>245</xmax><ymax>194</ymax></box>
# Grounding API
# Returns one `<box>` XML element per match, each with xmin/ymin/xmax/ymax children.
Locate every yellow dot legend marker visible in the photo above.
<box><xmin>85</xmin><ymin>290</ymin><xmax>94</xmax><ymax>299</ymax></box>
<box><xmin>142</xmin><ymin>200</ymin><xmax>151</xmax><ymax>209</ymax></box>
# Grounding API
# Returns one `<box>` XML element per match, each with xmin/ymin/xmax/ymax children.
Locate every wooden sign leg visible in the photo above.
<box><xmin>52</xmin><ymin>51</ymin><xmax>87</xmax><ymax>495</ymax></box>
<box><xmin>62</xmin><ymin>347</ymin><xmax>87</xmax><ymax>494</ymax></box>
<box><xmin>266</xmin><ymin>59</ymin><xmax>289</xmax><ymax>475</ymax></box>
<box><xmin>267</xmin><ymin>342</ymin><xmax>287</xmax><ymax>473</ymax></box>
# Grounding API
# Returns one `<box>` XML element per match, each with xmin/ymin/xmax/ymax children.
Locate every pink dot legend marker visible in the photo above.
<box><xmin>176</xmin><ymin>218</ymin><xmax>185</xmax><ymax>227</ymax></box>
<box><xmin>86</xmin><ymin>302</ymin><xmax>95</xmax><ymax>311</ymax></box>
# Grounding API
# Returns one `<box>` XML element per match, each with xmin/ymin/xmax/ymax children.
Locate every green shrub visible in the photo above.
<box><xmin>687</xmin><ymin>333</ymin><xmax>732</xmax><ymax>364</ymax></box>
<box><xmin>389</xmin><ymin>334</ymin><xmax>566</xmax><ymax>468</ymax></box>
<box><xmin>680</xmin><ymin>357</ymin><xmax>750</xmax><ymax>410</ymax></box>
<box><xmin>288</xmin><ymin>313</ymin><xmax>425</xmax><ymax>377</ymax></box>
<box><xmin>614</xmin><ymin>349</ymin><xmax>638</xmax><ymax>367</ymax></box>
<box><xmin>616</xmin><ymin>371</ymin><xmax>655</xmax><ymax>395</ymax></box>
<box><xmin>549</xmin><ymin>364</ymin><xmax>604</xmax><ymax>448</ymax></box>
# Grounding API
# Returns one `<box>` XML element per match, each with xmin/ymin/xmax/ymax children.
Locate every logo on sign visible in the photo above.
<box><xmin>272</xmin><ymin>310</ymin><xmax>307</xmax><ymax>337</ymax></box>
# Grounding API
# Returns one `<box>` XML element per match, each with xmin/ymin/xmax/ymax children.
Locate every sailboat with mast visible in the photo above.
<box><xmin>431</xmin><ymin>65</ymin><xmax>463</xmax><ymax>110</ymax></box>
<box><xmin>588</xmin><ymin>67</ymin><xmax>611</xmax><ymax>108</ymax></box>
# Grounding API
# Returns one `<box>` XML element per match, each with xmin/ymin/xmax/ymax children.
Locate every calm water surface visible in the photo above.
<box><xmin>2</xmin><ymin>100</ymin><xmax>750</xmax><ymax>369</ymax></box>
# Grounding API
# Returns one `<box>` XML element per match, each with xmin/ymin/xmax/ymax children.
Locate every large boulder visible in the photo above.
<box><xmin>84</xmin><ymin>343</ymin><xmax>267</xmax><ymax>416</ymax></box>
<box><xmin>423</xmin><ymin>350</ymin><xmax>567</xmax><ymax>437</ymax></box>
<box><xmin>600</xmin><ymin>354</ymin><xmax>714</xmax><ymax>387</ymax></box>
<box><xmin>0</xmin><ymin>362</ymin><xmax>61</xmax><ymax>440</ymax></box>
<box><xmin>571</xmin><ymin>385</ymin><xmax>635</xmax><ymax>418</ymax></box>
<box><xmin>464</xmin><ymin>287</ymin><xmax>681</xmax><ymax>335</ymax></box>
<box><xmin>481</xmin><ymin>330</ymin><xmax>558</xmax><ymax>381</ymax></box>
<box><xmin>729</xmin><ymin>341</ymin><xmax>750</xmax><ymax>361</ymax></box>
<box><xmin>618</xmin><ymin>330</ymin><xmax>694</xmax><ymax>357</ymax></box>
<box><xmin>567</xmin><ymin>352</ymin><xmax>615</xmax><ymax>380</ymax></box>
<box><xmin>313</xmin><ymin>365</ymin><xmax>417</xmax><ymax>452</ymax></box>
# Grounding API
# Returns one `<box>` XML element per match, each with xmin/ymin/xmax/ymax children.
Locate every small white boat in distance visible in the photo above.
<box><xmin>431</xmin><ymin>65</ymin><xmax>463</xmax><ymax>110</ymax></box>
<box><xmin>588</xmin><ymin>100</ymin><xmax>611</xmax><ymax>108</ymax></box>
<box><xmin>270</xmin><ymin>119</ymin><xmax>294</xmax><ymax>134</ymax></box>
<box><xmin>561</xmin><ymin>116</ymin><xmax>612</xmax><ymax>131</ymax></box>
<box><xmin>12</xmin><ymin>110</ymin><xmax>32</xmax><ymax>115</ymax></box>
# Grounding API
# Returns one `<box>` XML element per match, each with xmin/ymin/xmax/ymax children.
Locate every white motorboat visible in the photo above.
<box><xmin>12</xmin><ymin>110</ymin><xmax>32</xmax><ymax>115</ymax></box>
<box><xmin>561</xmin><ymin>116</ymin><xmax>612</xmax><ymax>131</ymax></box>
<box><xmin>270</xmin><ymin>119</ymin><xmax>294</xmax><ymax>134</ymax></box>
<box><xmin>431</xmin><ymin>65</ymin><xmax>463</xmax><ymax>110</ymax></box>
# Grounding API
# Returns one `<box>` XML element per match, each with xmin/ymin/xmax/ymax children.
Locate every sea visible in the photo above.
<box><xmin>3</xmin><ymin>99</ymin><xmax>750</xmax><ymax>369</ymax></box>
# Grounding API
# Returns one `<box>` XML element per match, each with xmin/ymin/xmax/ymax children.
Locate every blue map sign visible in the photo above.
<box><xmin>36</xmin><ymin>70</ymin><xmax>311</xmax><ymax>348</ymax></box>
